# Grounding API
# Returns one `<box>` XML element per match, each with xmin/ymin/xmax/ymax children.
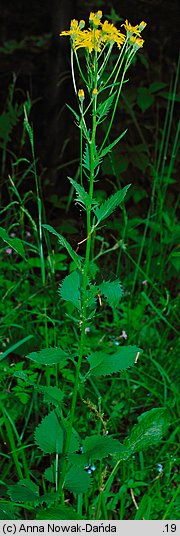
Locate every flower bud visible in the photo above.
<box><xmin>78</xmin><ymin>89</ymin><xmax>85</xmax><ymax>101</ymax></box>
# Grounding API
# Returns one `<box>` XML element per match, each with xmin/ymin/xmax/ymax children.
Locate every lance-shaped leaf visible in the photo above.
<box><xmin>97</xmin><ymin>91</ymin><xmax>116</xmax><ymax>123</ymax></box>
<box><xmin>66</xmin><ymin>103</ymin><xmax>80</xmax><ymax>122</ymax></box>
<box><xmin>99</xmin><ymin>129</ymin><xmax>127</xmax><ymax>160</ymax></box>
<box><xmin>83</xmin><ymin>142</ymin><xmax>102</xmax><ymax>172</ymax></box>
<box><xmin>68</xmin><ymin>177</ymin><xmax>96</xmax><ymax>209</ymax></box>
<box><xmin>87</xmin><ymin>346</ymin><xmax>141</xmax><ymax>377</ymax></box>
<box><xmin>59</xmin><ymin>270</ymin><xmax>82</xmax><ymax>310</ymax></box>
<box><xmin>42</xmin><ymin>224</ymin><xmax>82</xmax><ymax>269</ymax></box>
<box><xmin>0</xmin><ymin>226</ymin><xmax>25</xmax><ymax>258</ymax></box>
<box><xmin>99</xmin><ymin>279</ymin><xmax>123</xmax><ymax>308</ymax></box>
<box><xmin>93</xmin><ymin>185</ymin><xmax>130</xmax><ymax>226</ymax></box>
<box><xmin>26</xmin><ymin>347</ymin><xmax>68</xmax><ymax>366</ymax></box>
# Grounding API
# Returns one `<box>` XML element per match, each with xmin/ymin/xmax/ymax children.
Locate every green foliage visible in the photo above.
<box><xmin>65</xmin><ymin>466</ymin><xmax>91</xmax><ymax>493</ymax></box>
<box><xmin>1</xmin><ymin>8</ymin><xmax>179</xmax><ymax>522</ymax></box>
<box><xmin>97</xmin><ymin>92</ymin><xmax>117</xmax><ymax>123</ymax></box>
<box><xmin>26</xmin><ymin>347</ymin><xmax>68</xmax><ymax>366</ymax></box>
<box><xmin>93</xmin><ymin>186</ymin><xmax>130</xmax><ymax>225</ymax></box>
<box><xmin>115</xmin><ymin>408</ymin><xmax>169</xmax><ymax>461</ymax></box>
<box><xmin>8</xmin><ymin>479</ymin><xmax>39</xmax><ymax>503</ymax></box>
<box><xmin>124</xmin><ymin>408</ymin><xmax>169</xmax><ymax>455</ymax></box>
<box><xmin>59</xmin><ymin>270</ymin><xmax>82</xmax><ymax>310</ymax></box>
<box><xmin>68</xmin><ymin>177</ymin><xmax>96</xmax><ymax>209</ymax></box>
<box><xmin>87</xmin><ymin>346</ymin><xmax>141</xmax><ymax>376</ymax></box>
<box><xmin>35</xmin><ymin>411</ymin><xmax>64</xmax><ymax>454</ymax></box>
<box><xmin>99</xmin><ymin>130</ymin><xmax>127</xmax><ymax>159</ymax></box>
<box><xmin>34</xmin><ymin>410</ymin><xmax>79</xmax><ymax>454</ymax></box>
<box><xmin>36</xmin><ymin>505</ymin><xmax>83</xmax><ymax>520</ymax></box>
<box><xmin>83</xmin><ymin>435</ymin><xmax>125</xmax><ymax>460</ymax></box>
<box><xmin>42</xmin><ymin>386</ymin><xmax>64</xmax><ymax>406</ymax></box>
<box><xmin>42</xmin><ymin>224</ymin><xmax>82</xmax><ymax>269</ymax></box>
<box><xmin>0</xmin><ymin>226</ymin><xmax>25</xmax><ymax>258</ymax></box>
<box><xmin>99</xmin><ymin>279</ymin><xmax>123</xmax><ymax>308</ymax></box>
<box><xmin>0</xmin><ymin>335</ymin><xmax>34</xmax><ymax>362</ymax></box>
<box><xmin>137</xmin><ymin>87</ymin><xmax>154</xmax><ymax>112</ymax></box>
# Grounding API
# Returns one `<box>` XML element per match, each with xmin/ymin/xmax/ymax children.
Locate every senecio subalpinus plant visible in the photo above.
<box><xmin>11</xmin><ymin>11</ymin><xmax>168</xmax><ymax>520</ymax></box>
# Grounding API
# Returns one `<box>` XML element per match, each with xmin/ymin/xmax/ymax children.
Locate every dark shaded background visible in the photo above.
<box><xmin>0</xmin><ymin>0</ymin><xmax>179</xmax><ymax>200</ymax></box>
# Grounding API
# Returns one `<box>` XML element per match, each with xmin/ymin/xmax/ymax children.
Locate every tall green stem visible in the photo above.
<box><xmin>58</xmin><ymin>81</ymin><xmax>97</xmax><ymax>498</ymax></box>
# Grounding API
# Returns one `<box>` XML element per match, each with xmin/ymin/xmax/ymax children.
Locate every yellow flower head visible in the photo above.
<box><xmin>102</xmin><ymin>20</ymin><xmax>125</xmax><ymax>49</ymax></box>
<box><xmin>59</xmin><ymin>11</ymin><xmax>146</xmax><ymax>53</ymax></box>
<box><xmin>92</xmin><ymin>88</ymin><xmax>98</xmax><ymax>96</ymax></box>
<box><xmin>74</xmin><ymin>29</ymin><xmax>102</xmax><ymax>53</ymax></box>
<box><xmin>121</xmin><ymin>19</ymin><xmax>141</xmax><ymax>36</ymax></box>
<box><xmin>60</xmin><ymin>19</ymin><xmax>81</xmax><ymax>40</ymax></box>
<box><xmin>89</xmin><ymin>11</ymin><xmax>102</xmax><ymax>28</ymax></box>
<box><xmin>130</xmin><ymin>36</ymin><xmax>144</xmax><ymax>48</ymax></box>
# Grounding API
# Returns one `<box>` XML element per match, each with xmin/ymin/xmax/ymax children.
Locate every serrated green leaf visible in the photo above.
<box><xmin>35</xmin><ymin>411</ymin><xmax>79</xmax><ymax>454</ymax></box>
<box><xmin>99</xmin><ymin>279</ymin><xmax>123</xmax><ymax>308</ymax></box>
<box><xmin>99</xmin><ymin>129</ymin><xmax>127</xmax><ymax>160</ymax></box>
<box><xmin>68</xmin><ymin>177</ymin><xmax>97</xmax><ymax>209</ymax></box>
<box><xmin>26</xmin><ymin>347</ymin><xmax>68</xmax><ymax>366</ymax></box>
<box><xmin>44</xmin><ymin>463</ymin><xmax>56</xmax><ymax>483</ymax></box>
<box><xmin>0</xmin><ymin>226</ymin><xmax>25</xmax><ymax>258</ymax></box>
<box><xmin>36</xmin><ymin>505</ymin><xmax>83</xmax><ymax>520</ymax></box>
<box><xmin>93</xmin><ymin>185</ymin><xmax>130</xmax><ymax>225</ymax></box>
<box><xmin>7</xmin><ymin>479</ymin><xmax>39</xmax><ymax>503</ymax></box>
<box><xmin>43</xmin><ymin>386</ymin><xmax>64</xmax><ymax>406</ymax></box>
<box><xmin>59</xmin><ymin>270</ymin><xmax>82</xmax><ymax>310</ymax></box>
<box><xmin>65</xmin><ymin>466</ymin><xmax>91</xmax><ymax>493</ymax></box>
<box><xmin>83</xmin><ymin>143</ymin><xmax>102</xmax><ymax>172</ymax></box>
<box><xmin>83</xmin><ymin>142</ymin><xmax>90</xmax><ymax>171</ymax></box>
<box><xmin>42</xmin><ymin>224</ymin><xmax>82</xmax><ymax>269</ymax></box>
<box><xmin>87</xmin><ymin>346</ymin><xmax>141</xmax><ymax>376</ymax></box>
<box><xmin>124</xmin><ymin>408</ymin><xmax>169</xmax><ymax>455</ymax></box>
<box><xmin>35</xmin><ymin>410</ymin><xmax>64</xmax><ymax>454</ymax></box>
<box><xmin>83</xmin><ymin>435</ymin><xmax>125</xmax><ymax>460</ymax></box>
<box><xmin>97</xmin><ymin>92</ymin><xmax>116</xmax><ymax>123</ymax></box>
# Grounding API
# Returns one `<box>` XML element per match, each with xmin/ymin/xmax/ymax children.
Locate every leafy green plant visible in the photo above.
<box><xmin>1</xmin><ymin>9</ymin><xmax>178</xmax><ymax>521</ymax></box>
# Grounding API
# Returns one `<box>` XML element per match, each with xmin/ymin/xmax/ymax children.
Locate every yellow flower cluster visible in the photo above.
<box><xmin>60</xmin><ymin>11</ymin><xmax>146</xmax><ymax>53</ymax></box>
